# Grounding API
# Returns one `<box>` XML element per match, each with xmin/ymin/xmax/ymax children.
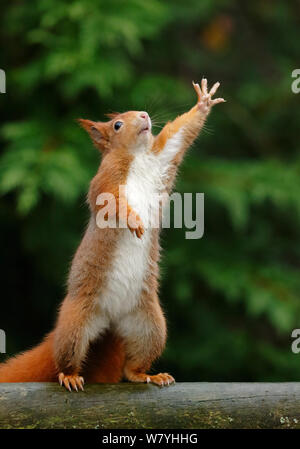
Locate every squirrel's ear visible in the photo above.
<box><xmin>77</xmin><ymin>119</ymin><xmax>107</xmax><ymax>151</ymax></box>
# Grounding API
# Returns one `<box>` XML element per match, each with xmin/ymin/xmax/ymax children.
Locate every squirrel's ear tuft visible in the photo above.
<box><xmin>105</xmin><ymin>112</ymin><xmax>120</xmax><ymax>120</ymax></box>
<box><xmin>77</xmin><ymin>119</ymin><xmax>106</xmax><ymax>151</ymax></box>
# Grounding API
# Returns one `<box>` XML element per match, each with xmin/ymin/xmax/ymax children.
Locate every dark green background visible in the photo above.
<box><xmin>1</xmin><ymin>0</ymin><xmax>300</xmax><ymax>381</ymax></box>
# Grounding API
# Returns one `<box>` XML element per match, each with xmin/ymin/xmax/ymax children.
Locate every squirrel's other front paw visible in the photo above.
<box><xmin>128</xmin><ymin>212</ymin><xmax>145</xmax><ymax>239</ymax></box>
<box><xmin>58</xmin><ymin>372</ymin><xmax>84</xmax><ymax>392</ymax></box>
<box><xmin>193</xmin><ymin>79</ymin><xmax>225</xmax><ymax>114</ymax></box>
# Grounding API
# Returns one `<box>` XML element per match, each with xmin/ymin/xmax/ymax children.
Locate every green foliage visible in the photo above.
<box><xmin>1</xmin><ymin>0</ymin><xmax>300</xmax><ymax>381</ymax></box>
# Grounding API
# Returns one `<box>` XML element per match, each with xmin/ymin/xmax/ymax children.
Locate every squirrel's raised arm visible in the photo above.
<box><xmin>151</xmin><ymin>79</ymin><xmax>225</xmax><ymax>191</ymax></box>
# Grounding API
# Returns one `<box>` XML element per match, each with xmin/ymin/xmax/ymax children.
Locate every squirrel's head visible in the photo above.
<box><xmin>78</xmin><ymin>111</ymin><xmax>152</xmax><ymax>153</ymax></box>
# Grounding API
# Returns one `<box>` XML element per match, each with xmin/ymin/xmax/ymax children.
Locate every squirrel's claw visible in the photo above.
<box><xmin>58</xmin><ymin>373</ymin><xmax>84</xmax><ymax>392</ymax></box>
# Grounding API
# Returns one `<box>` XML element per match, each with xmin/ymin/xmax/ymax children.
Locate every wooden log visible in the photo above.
<box><xmin>0</xmin><ymin>382</ymin><xmax>300</xmax><ymax>429</ymax></box>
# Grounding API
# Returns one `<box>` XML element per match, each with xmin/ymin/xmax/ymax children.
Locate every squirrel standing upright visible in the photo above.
<box><xmin>0</xmin><ymin>80</ymin><xmax>224</xmax><ymax>390</ymax></box>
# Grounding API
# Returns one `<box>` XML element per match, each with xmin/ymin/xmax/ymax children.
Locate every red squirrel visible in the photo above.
<box><xmin>0</xmin><ymin>80</ymin><xmax>224</xmax><ymax>391</ymax></box>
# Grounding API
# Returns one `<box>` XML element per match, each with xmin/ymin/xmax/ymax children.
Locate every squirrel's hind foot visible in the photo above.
<box><xmin>127</xmin><ymin>370</ymin><xmax>175</xmax><ymax>387</ymax></box>
<box><xmin>58</xmin><ymin>372</ymin><xmax>85</xmax><ymax>392</ymax></box>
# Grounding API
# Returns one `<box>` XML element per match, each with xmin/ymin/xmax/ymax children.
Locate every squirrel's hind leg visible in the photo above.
<box><xmin>117</xmin><ymin>295</ymin><xmax>175</xmax><ymax>387</ymax></box>
<box><xmin>54</xmin><ymin>295</ymin><xmax>109</xmax><ymax>391</ymax></box>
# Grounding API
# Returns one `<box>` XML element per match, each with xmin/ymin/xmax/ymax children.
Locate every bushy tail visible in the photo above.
<box><xmin>0</xmin><ymin>331</ymin><xmax>125</xmax><ymax>383</ymax></box>
<box><xmin>0</xmin><ymin>332</ymin><xmax>57</xmax><ymax>382</ymax></box>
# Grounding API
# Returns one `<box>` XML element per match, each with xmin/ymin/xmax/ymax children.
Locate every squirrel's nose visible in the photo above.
<box><xmin>140</xmin><ymin>112</ymin><xmax>148</xmax><ymax>120</ymax></box>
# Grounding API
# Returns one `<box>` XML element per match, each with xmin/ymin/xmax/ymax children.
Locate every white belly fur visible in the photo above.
<box><xmin>100</xmin><ymin>150</ymin><xmax>163</xmax><ymax>320</ymax></box>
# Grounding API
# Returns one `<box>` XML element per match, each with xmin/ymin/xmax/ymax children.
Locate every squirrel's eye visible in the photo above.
<box><xmin>114</xmin><ymin>121</ymin><xmax>123</xmax><ymax>131</ymax></box>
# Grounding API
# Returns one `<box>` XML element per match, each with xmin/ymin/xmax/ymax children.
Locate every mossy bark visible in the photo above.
<box><xmin>0</xmin><ymin>382</ymin><xmax>300</xmax><ymax>429</ymax></box>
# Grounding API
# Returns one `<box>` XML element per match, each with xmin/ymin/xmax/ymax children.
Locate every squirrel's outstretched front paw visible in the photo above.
<box><xmin>192</xmin><ymin>79</ymin><xmax>225</xmax><ymax>114</ymax></box>
<box><xmin>58</xmin><ymin>372</ymin><xmax>84</xmax><ymax>392</ymax></box>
